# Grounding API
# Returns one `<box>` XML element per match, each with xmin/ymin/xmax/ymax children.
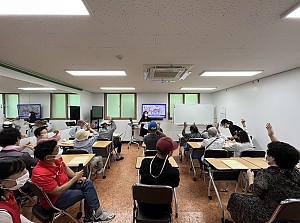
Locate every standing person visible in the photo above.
<box><xmin>28</xmin><ymin>112</ymin><xmax>37</xmax><ymax>124</ymax></box>
<box><xmin>69</xmin><ymin>120</ymin><xmax>87</xmax><ymax>138</ymax></box>
<box><xmin>99</xmin><ymin>116</ymin><xmax>123</xmax><ymax>161</ymax></box>
<box><xmin>0</xmin><ymin>157</ymin><xmax>33</xmax><ymax>223</ymax></box>
<box><xmin>220</xmin><ymin>119</ymin><xmax>243</xmax><ymax>140</ymax></box>
<box><xmin>139</xmin><ymin>137</ymin><xmax>180</xmax><ymax>217</ymax></box>
<box><xmin>138</xmin><ymin>111</ymin><xmax>152</xmax><ymax>137</ymax></box>
<box><xmin>31</xmin><ymin>140</ymin><xmax>115</xmax><ymax>223</ymax></box>
<box><xmin>74</xmin><ymin>124</ymin><xmax>103</xmax><ymax>175</ymax></box>
<box><xmin>226</xmin><ymin>126</ymin><xmax>300</xmax><ymax>223</ymax></box>
<box><xmin>143</xmin><ymin>121</ymin><xmax>166</xmax><ymax>151</ymax></box>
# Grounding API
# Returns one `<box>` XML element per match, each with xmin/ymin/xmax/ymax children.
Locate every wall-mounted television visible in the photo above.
<box><xmin>142</xmin><ymin>104</ymin><xmax>166</xmax><ymax>119</ymax></box>
<box><xmin>17</xmin><ymin>104</ymin><xmax>41</xmax><ymax>119</ymax></box>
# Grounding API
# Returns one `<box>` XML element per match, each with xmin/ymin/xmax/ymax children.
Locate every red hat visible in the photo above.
<box><xmin>156</xmin><ymin>137</ymin><xmax>178</xmax><ymax>156</ymax></box>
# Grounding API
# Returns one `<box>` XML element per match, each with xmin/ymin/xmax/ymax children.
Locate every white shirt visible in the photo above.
<box><xmin>202</xmin><ymin>137</ymin><xmax>225</xmax><ymax>150</ymax></box>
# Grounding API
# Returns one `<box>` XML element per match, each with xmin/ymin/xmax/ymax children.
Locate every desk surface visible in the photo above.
<box><xmin>58</xmin><ymin>140</ymin><xmax>112</xmax><ymax>148</ymax></box>
<box><xmin>136</xmin><ymin>156</ymin><xmax>178</xmax><ymax>169</ymax></box>
<box><xmin>62</xmin><ymin>154</ymin><xmax>95</xmax><ymax>167</ymax></box>
<box><xmin>113</xmin><ymin>132</ymin><xmax>123</xmax><ymax>137</ymax></box>
<box><xmin>241</xmin><ymin>157</ymin><xmax>269</xmax><ymax>169</ymax></box>
<box><xmin>188</xmin><ymin>140</ymin><xmax>236</xmax><ymax>149</ymax></box>
<box><xmin>205</xmin><ymin>157</ymin><xmax>262</xmax><ymax>170</ymax></box>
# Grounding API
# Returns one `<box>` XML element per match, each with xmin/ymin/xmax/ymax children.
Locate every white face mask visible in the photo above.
<box><xmin>4</xmin><ymin>171</ymin><xmax>30</xmax><ymax>191</ymax></box>
<box><xmin>145</xmin><ymin>114</ymin><xmax>148</xmax><ymax>117</ymax></box>
<box><xmin>48</xmin><ymin>153</ymin><xmax>61</xmax><ymax>160</ymax></box>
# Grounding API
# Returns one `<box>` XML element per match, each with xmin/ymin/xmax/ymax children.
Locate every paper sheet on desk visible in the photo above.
<box><xmin>197</xmin><ymin>143</ymin><xmax>201</xmax><ymax>146</ymax></box>
<box><xmin>61</xmin><ymin>140</ymin><xmax>74</xmax><ymax>144</ymax></box>
<box><xmin>221</xmin><ymin>160</ymin><xmax>249</xmax><ymax>169</ymax></box>
<box><xmin>67</xmin><ymin>157</ymin><xmax>88</xmax><ymax>165</ymax></box>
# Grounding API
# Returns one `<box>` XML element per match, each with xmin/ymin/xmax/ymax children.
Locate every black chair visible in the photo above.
<box><xmin>240</xmin><ymin>150</ymin><xmax>265</xmax><ymax>157</ymax></box>
<box><xmin>188</xmin><ymin>138</ymin><xmax>204</xmax><ymax>142</ymax></box>
<box><xmin>144</xmin><ymin>150</ymin><xmax>157</xmax><ymax>157</ymax></box>
<box><xmin>65</xmin><ymin>149</ymin><xmax>88</xmax><ymax>155</ymax></box>
<box><xmin>132</xmin><ymin>183</ymin><xmax>173</xmax><ymax>223</ymax></box>
<box><xmin>27</xmin><ymin>180</ymin><xmax>79</xmax><ymax>223</ymax></box>
<box><xmin>266</xmin><ymin>198</ymin><xmax>300</xmax><ymax>223</ymax></box>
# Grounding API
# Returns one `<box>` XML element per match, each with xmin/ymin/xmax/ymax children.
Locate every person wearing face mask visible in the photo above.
<box><xmin>138</xmin><ymin>111</ymin><xmax>152</xmax><ymax>137</ymax></box>
<box><xmin>31</xmin><ymin>140</ymin><xmax>115</xmax><ymax>223</ymax></box>
<box><xmin>0</xmin><ymin>157</ymin><xmax>33</xmax><ymax>223</ymax></box>
<box><xmin>139</xmin><ymin>137</ymin><xmax>180</xmax><ymax>217</ymax></box>
<box><xmin>34</xmin><ymin>126</ymin><xmax>61</xmax><ymax>144</ymax></box>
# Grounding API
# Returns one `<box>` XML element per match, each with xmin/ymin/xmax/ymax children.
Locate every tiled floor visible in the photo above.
<box><xmin>22</xmin><ymin>144</ymin><xmax>237</xmax><ymax>222</ymax></box>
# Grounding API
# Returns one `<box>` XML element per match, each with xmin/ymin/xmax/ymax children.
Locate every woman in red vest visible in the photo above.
<box><xmin>0</xmin><ymin>157</ymin><xmax>32</xmax><ymax>223</ymax></box>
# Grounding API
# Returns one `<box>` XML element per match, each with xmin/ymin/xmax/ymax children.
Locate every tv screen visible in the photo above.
<box><xmin>17</xmin><ymin>104</ymin><xmax>41</xmax><ymax>119</ymax></box>
<box><xmin>142</xmin><ymin>104</ymin><xmax>166</xmax><ymax>119</ymax></box>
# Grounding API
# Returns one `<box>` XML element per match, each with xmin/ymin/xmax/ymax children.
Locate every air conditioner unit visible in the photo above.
<box><xmin>144</xmin><ymin>64</ymin><xmax>193</xmax><ymax>82</ymax></box>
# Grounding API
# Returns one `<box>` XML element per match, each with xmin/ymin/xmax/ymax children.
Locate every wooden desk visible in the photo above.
<box><xmin>187</xmin><ymin>141</ymin><xmax>202</xmax><ymax>148</ymax></box>
<box><xmin>135</xmin><ymin>156</ymin><xmax>178</xmax><ymax>169</ymax></box>
<box><xmin>113</xmin><ymin>132</ymin><xmax>123</xmax><ymax>138</ymax></box>
<box><xmin>62</xmin><ymin>154</ymin><xmax>95</xmax><ymax>167</ymax></box>
<box><xmin>58</xmin><ymin>140</ymin><xmax>74</xmax><ymax>147</ymax></box>
<box><xmin>92</xmin><ymin>140</ymin><xmax>113</xmax><ymax>179</ymax></box>
<box><xmin>241</xmin><ymin>157</ymin><xmax>269</xmax><ymax>169</ymax></box>
<box><xmin>205</xmin><ymin>157</ymin><xmax>261</xmax><ymax>170</ymax></box>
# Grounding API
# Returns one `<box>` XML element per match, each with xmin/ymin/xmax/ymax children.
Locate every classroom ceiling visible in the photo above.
<box><xmin>1</xmin><ymin>0</ymin><xmax>300</xmax><ymax>94</ymax></box>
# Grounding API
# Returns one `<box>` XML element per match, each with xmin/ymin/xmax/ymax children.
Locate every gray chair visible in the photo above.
<box><xmin>266</xmin><ymin>198</ymin><xmax>300</xmax><ymax>223</ymax></box>
<box><xmin>132</xmin><ymin>183</ymin><xmax>173</xmax><ymax>223</ymax></box>
<box><xmin>27</xmin><ymin>180</ymin><xmax>79</xmax><ymax>223</ymax></box>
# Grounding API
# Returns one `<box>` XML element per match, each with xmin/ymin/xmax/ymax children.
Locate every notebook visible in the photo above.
<box><xmin>221</xmin><ymin>160</ymin><xmax>249</xmax><ymax>169</ymax></box>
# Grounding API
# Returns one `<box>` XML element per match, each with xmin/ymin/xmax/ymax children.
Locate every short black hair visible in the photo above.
<box><xmin>0</xmin><ymin>157</ymin><xmax>26</xmax><ymax>196</ymax></box>
<box><xmin>221</xmin><ymin>119</ymin><xmax>233</xmax><ymax>126</ymax></box>
<box><xmin>34</xmin><ymin>126</ymin><xmax>47</xmax><ymax>137</ymax></box>
<box><xmin>0</xmin><ymin>128</ymin><xmax>21</xmax><ymax>147</ymax></box>
<box><xmin>267</xmin><ymin>141</ymin><xmax>300</xmax><ymax>169</ymax></box>
<box><xmin>34</xmin><ymin>140</ymin><xmax>57</xmax><ymax>161</ymax></box>
<box><xmin>206</xmin><ymin>124</ymin><xmax>213</xmax><ymax>131</ymax></box>
<box><xmin>190</xmin><ymin>125</ymin><xmax>199</xmax><ymax>133</ymax></box>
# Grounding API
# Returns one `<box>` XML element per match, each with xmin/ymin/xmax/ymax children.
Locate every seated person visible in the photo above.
<box><xmin>74</xmin><ymin>124</ymin><xmax>103</xmax><ymax>175</ymax></box>
<box><xmin>182</xmin><ymin>122</ymin><xmax>201</xmax><ymax>151</ymax></box>
<box><xmin>0</xmin><ymin>128</ymin><xmax>38</xmax><ymax>172</ymax></box>
<box><xmin>99</xmin><ymin>116</ymin><xmax>124</xmax><ymax>161</ymax></box>
<box><xmin>201</xmin><ymin>127</ymin><xmax>225</xmax><ymax>150</ymax></box>
<box><xmin>139</xmin><ymin>137</ymin><xmax>180</xmax><ymax>217</ymax></box>
<box><xmin>227</xmin><ymin>137</ymin><xmax>300</xmax><ymax>223</ymax></box>
<box><xmin>31</xmin><ymin>140</ymin><xmax>115</xmax><ymax>223</ymax></box>
<box><xmin>34</xmin><ymin>126</ymin><xmax>61</xmax><ymax>144</ymax></box>
<box><xmin>28</xmin><ymin>119</ymin><xmax>52</xmax><ymax>137</ymax></box>
<box><xmin>69</xmin><ymin>120</ymin><xmax>87</xmax><ymax>138</ymax></box>
<box><xmin>0</xmin><ymin>157</ymin><xmax>33</xmax><ymax>223</ymax></box>
<box><xmin>157</xmin><ymin>122</ymin><xmax>163</xmax><ymax>133</ymax></box>
<box><xmin>143</xmin><ymin>121</ymin><xmax>166</xmax><ymax>151</ymax></box>
<box><xmin>226</xmin><ymin>130</ymin><xmax>254</xmax><ymax>157</ymax></box>
<box><xmin>201</xmin><ymin>124</ymin><xmax>213</xmax><ymax>139</ymax></box>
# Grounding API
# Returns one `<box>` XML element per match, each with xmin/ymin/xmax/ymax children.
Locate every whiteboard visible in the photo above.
<box><xmin>173</xmin><ymin>104</ymin><xmax>214</xmax><ymax>125</ymax></box>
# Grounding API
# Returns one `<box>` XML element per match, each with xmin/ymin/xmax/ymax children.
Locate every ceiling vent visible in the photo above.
<box><xmin>144</xmin><ymin>64</ymin><xmax>193</xmax><ymax>82</ymax></box>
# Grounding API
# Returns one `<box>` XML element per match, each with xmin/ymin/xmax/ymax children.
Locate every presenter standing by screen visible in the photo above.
<box><xmin>138</xmin><ymin>111</ymin><xmax>152</xmax><ymax>137</ymax></box>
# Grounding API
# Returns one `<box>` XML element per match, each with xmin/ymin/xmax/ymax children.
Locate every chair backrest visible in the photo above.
<box><xmin>144</xmin><ymin>150</ymin><xmax>157</xmax><ymax>157</ymax></box>
<box><xmin>204</xmin><ymin>149</ymin><xmax>228</xmax><ymax>158</ymax></box>
<box><xmin>132</xmin><ymin>183</ymin><xmax>173</xmax><ymax>205</ymax></box>
<box><xmin>240</xmin><ymin>150</ymin><xmax>265</xmax><ymax>157</ymax></box>
<box><xmin>65</xmin><ymin>149</ymin><xmax>88</xmax><ymax>154</ymax></box>
<box><xmin>267</xmin><ymin>198</ymin><xmax>300</xmax><ymax>222</ymax></box>
<box><xmin>189</xmin><ymin>138</ymin><xmax>204</xmax><ymax>142</ymax></box>
<box><xmin>27</xmin><ymin>180</ymin><xmax>57</xmax><ymax>210</ymax></box>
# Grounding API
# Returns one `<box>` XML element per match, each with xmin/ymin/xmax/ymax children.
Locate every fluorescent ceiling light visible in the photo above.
<box><xmin>200</xmin><ymin>71</ymin><xmax>262</xmax><ymax>77</ymax></box>
<box><xmin>18</xmin><ymin>87</ymin><xmax>57</xmax><ymax>91</ymax></box>
<box><xmin>66</xmin><ymin>71</ymin><xmax>127</xmax><ymax>76</ymax></box>
<box><xmin>180</xmin><ymin>87</ymin><xmax>216</xmax><ymax>91</ymax></box>
<box><xmin>0</xmin><ymin>0</ymin><xmax>89</xmax><ymax>15</ymax></box>
<box><xmin>179</xmin><ymin>71</ymin><xmax>191</xmax><ymax>80</ymax></box>
<box><xmin>100</xmin><ymin>87</ymin><xmax>135</xmax><ymax>90</ymax></box>
<box><xmin>282</xmin><ymin>3</ymin><xmax>300</xmax><ymax>19</ymax></box>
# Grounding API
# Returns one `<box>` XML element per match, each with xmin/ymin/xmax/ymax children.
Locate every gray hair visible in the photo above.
<box><xmin>208</xmin><ymin>127</ymin><xmax>217</xmax><ymax>137</ymax></box>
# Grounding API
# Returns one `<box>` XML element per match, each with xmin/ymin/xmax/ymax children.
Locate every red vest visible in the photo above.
<box><xmin>0</xmin><ymin>192</ymin><xmax>21</xmax><ymax>223</ymax></box>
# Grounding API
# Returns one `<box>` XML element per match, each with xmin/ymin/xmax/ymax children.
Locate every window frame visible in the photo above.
<box><xmin>50</xmin><ymin>93</ymin><xmax>80</xmax><ymax>120</ymax></box>
<box><xmin>104</xmin><ymin>93</ymin><xmax>137</xmax><ymax>120</ymax></box>
<box><xmin>168</xmin><ymin>93</ymin><xmax>200</xmax><ymax>120</ymax></box>
<box><xmin>3</xmin><ymin>93</ymin><xmax>19</xmax><ymax>119</ymax></box>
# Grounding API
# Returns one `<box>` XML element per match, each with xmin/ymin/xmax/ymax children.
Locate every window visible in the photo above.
<box><xmin>3</xmin><ymin>94</ymin><xmax>19</xmax><ymax>118</ymax></box>
<box><xmin>168</xmin><ymin>93</ymin><xmax>199</xmax><ymax>120</ymax></box>
<box><xmin>104</xmin><ymin>93</ymin><xmax>136</xmax><ymax>119</ymax></box>
<box><xmin>51</xmin><ymin>93</ymin><xmax>80</xmax><ymax>119</ymax></box>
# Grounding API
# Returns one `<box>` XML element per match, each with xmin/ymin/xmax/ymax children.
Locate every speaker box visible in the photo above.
<box><xmin>70</xmin><ymin>106</ymin><xmax>80</xmax><ymax>121</ymax></box>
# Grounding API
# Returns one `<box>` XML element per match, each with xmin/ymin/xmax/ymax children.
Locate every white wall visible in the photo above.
<box><xmin>212</xmin><ymin>68</ymin><xmax>300</xmax><ymax>150</ymax></box>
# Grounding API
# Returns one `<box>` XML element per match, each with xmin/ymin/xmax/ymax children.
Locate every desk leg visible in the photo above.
<box><xmin>173</xmin><ymin>188</ymin><xmax>179</xmax><ymax>218</ymax></box>
<box><xmin>137</xmin><ymin>170</ymin><xmax>140</xmax><ymax>183</ymax></box>
<box><xmin>178</xmin><ymin>138</ymin><xmax>182</xmax><ymax>162</ymax></box>
<box><xmin>208</xmin><ymin>168</ymin><xmax>225</xmax><ymax>223</ymax></box>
